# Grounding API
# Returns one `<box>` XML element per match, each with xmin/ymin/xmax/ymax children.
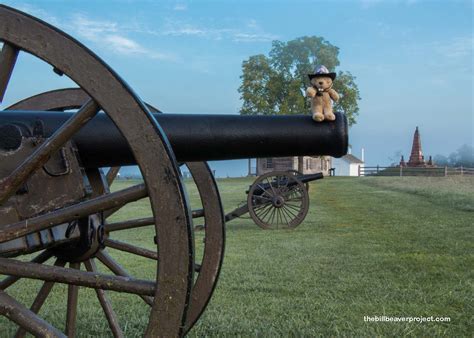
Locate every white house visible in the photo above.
<box><xmin>332</xmin><ymin>154</ymin><xmax>364</xmax><ymax>176</ymax></box>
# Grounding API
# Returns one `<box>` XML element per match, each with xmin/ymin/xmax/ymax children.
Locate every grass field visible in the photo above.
<box><xmin>0</xmin><ymin>176</ymin><xmax>472</xmax><ymax>336</ymax></box>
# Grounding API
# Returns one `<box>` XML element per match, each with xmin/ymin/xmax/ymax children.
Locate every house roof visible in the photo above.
<box><xmin>342</xmin><ymin>154</ymin><xmax>364</xmax><ymax>164</ymax></box>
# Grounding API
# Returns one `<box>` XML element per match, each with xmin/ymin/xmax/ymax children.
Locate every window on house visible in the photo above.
<box><xmin>266</xmin><ymin>158</ymin><xmax>273</xmax><ymax>169</ymax></box>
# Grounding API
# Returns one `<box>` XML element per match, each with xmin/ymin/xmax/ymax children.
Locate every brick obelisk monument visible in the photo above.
<box><xmin>400</xmin><ymin>127</ymin><xmax>434</xmax><ymax>167</ymax></box>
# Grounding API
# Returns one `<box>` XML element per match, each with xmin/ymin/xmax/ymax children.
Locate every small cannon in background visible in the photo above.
<box><xmin>225</xmin><ymin>171</ymin><xmax>324</xmax><ymax>229</ymax></box>
<box><xmin>0</xmin><ymin>5</ymin><xmax>348</xmax><ymax>337</ymax></box>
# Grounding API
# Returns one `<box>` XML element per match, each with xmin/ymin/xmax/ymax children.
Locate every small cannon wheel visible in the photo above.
<box><xmin>0</xmin><ymin>6</ymin><xmax>193</xmax><ymax>337</ymax></box>
<box><xmin>6</xmin><ymin>88</ymin><xmax>225</xmax><ymax>334</ymax></box>
<box><xmin>247</xmin><ymin>171</ymin><xmax>309</xmax><ymax>229</ymax></box>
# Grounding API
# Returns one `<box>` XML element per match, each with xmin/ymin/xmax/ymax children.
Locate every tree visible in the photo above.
<box><xmin>388</xmin><ymin>150</ymin><xmax>403</xmax><ymax>166</ymax></box>
<box><xmin>238</xmin><ymin>36</ymin><xmax>361</xmax><ymax>126</ymax></box>
<box><xmin>434</xmin><ymin>144</ymin><xmax>474</xmax><ymax>167</ymax></box>
<box><xmin>448</xmin><ymin>144</ymin><xmax>474</xmax><ymax>167</ymax></box>
<box><xmin>433</xmin><ymin>154</ymin><xmax>449</xmax><ymax>166</ymax></box>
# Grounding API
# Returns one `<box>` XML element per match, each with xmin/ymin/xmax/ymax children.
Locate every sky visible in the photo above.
<box><xmin>1</xmin><ymin>0</ymin><xmax>472</xmax><ymax>177</ymax></box>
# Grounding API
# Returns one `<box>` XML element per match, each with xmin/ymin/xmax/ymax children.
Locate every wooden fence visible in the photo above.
<box><xmin>358</xmin><ymin>166</ymin><xmax>474</xmax><ymax>177</ymax></box>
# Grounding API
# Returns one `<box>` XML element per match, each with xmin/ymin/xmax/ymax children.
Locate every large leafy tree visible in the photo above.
<box><xmin>239</xmin><ymin>36</ymin><xmax>360</xmax><ymax>126</ymax></box>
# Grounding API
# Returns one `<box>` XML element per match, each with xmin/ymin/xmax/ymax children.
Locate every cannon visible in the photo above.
<box><xmin>0</xmin><ymin>5</ymin><xmax>348</xmax><ymax>337</ymax></box>
<box><xmin>225</xmin><ymin>171</ymin><xmax>324</xmax><ymax>229</ymax></box>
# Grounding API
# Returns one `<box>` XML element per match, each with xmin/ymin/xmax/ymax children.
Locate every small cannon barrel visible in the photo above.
<box><xmin>0</xmin><ymin>111</ymin><xmax>348</xmax><ymax>167</ymax></box>
<box><xmin>295</xmin><ymin>172</ymin><xmax>324</xmax><ymax>184</ymax></box>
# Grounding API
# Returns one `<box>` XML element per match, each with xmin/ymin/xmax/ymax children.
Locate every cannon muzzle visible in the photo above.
<box><xmin>0</xmin><ymin>111</ymin><xmax>348</xmax><ymax>167</ymax></box>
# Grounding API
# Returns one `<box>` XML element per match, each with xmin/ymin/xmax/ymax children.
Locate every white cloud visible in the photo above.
<box><xmin>160</xmin><ymin>19</ymin><xmax>277</xmax><ymax>43</ymax></box>
<box><xmin>173</xmin><ymin>3</ymin><xmax>188</xmax><ymax>11</ymax></box>
<box><xmin>405</xmin><ymin>36</ymin><xmax>473</xmax><ymax>61</ymax></box>
<box><xmin>434</xmin><ymin>37</ymin><xmax>473</xmax><ymax>59</ymax></box>
<box><xmin>68</xmin><ymin>13</ymin><xmax>179</xmax><ymax>61</ymax></box>
<box><xmin>15</xmin><ymin>3</ymin><xmax>61</xmax><ymax>27</ymax></box>
<box><xmin>71</xmin><ymin>15</ymin><xmax>177</xmax><ymax>61</ymax></box>
<box><xmin>103</xmin><ymin>35</ymin><xmax>146</xmax><ymax>54</ymax></box>
<box><xmin>359</xmin><ymin>0</ymin><xmax>421</xmax><ymax>8</ymax></box>
<box><xmin>162</xmin><ymin>24</ymin><xmax>208</xmax><ymax>37</ymax></box>
<box><xmin>9</xmin><ymin>5</ymin><xmax>177</xmax><ymax>61</ymax></box>
<box><xmin>233</xmin><ymin>32</ymin><xmax>278</xmax><ymax>43</ymax></box>
<box><xmin>72</xmin><ymin>14</ymin><xmax>118</xmax><ymax>40</ymax></box>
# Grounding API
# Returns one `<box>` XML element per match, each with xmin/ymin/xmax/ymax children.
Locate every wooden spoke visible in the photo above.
<box><xmin>0</xmin><ymin>42</ymin><xmax>19</xmax><ymax>102</ymax></box>
<box><xmin>281</xmin><ymin>205</ymin><xmax>297</xmax><ymax>219</ymax></box>
<box><xmin>256</xmin><ymin>184</ymin><xmax>273</xmax><ymax>198</ymax></box>
<box><xmin>0</xmin><ymin>257</ymin><xmax>155</xmax><ymax>296</ymax></box>
<box><xmin>15</xmin><ymin>259</ymin><xmax>66</xmax><ymax>338</ymax></box>
<box><xmin>0</xmin><ymin>183</ymin><xmax>147</xmax><ymax>244</ymax></box>
<box><xmin>105</xmin><ymin>217</ymin><xmax>154</xmax><ymax>233</ymax></box>
<box><xmin>65</xmin><ymin>262</ymin><xmax>80</xmax><ymax>337</ymax></box>
<box><xmin>106</xmin><ymin>208</ymin><xmax>204</xmax><ymax>233</ymax></box>
<box><xmin>265</xmin><ymin>178</ymin><xmax>278</xmax><ymax>196</ymax></box>
<box><xmin>0</xmin><ymin>99</ymin><xmax>100</xmax><ymax>204</ymax></box>
<box><xmin>253</xmin><ymin>201</ymin><xmax>272</xmax><ymax>212</ymax></box>
<box><xmin>106</xmin><ymin>167</ymin><xmax>121</xmax><ymax>187</ymax></box>
<box><xmin>96</xmin><ymin>250</ymin><xmax>154</xmax><ymax>306</ymax></box>
<box><xmin>104</xmin><ymin>238</ymin><xmax>158</xmax><ymax>260</ymax></box>
<box><xmin>84</xmin><ymin>259</ymin><xmax>124</xmax><ymax>338</ymax></box>
<box><xmin>257</xmin><ymin>204</ymin><xmax>274</xmax><ymax>221</ymax></box>
<box><xmin>255</xmin><ymin>204</ymin><xmax>273</xmax><ymax>220</ymax></box>
<box><xmin>0</xmin><ymin>290</ymin><xmax>65</xmax><ymax>338</ymax></box>
<box><xmin>283</xmin><ymin>203</ymin><xmax>302</xmax><ymax>213</ymax></box>
<box><xmin>0</xmin><ymin>250</ymin><xmax>53</xmax><ymax>290</ymax></box>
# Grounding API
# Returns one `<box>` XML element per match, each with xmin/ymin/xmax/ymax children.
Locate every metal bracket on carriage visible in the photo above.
<box><xmin>0</xmin><ymin>120</ymin><xmax>96</xmax><ymax>257</ymax></box>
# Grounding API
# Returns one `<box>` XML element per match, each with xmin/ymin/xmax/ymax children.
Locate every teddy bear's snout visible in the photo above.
<box><xmin>318</xmin><ymin>81</ymin><xmax>323</xmax><ymax>85</ymax></box>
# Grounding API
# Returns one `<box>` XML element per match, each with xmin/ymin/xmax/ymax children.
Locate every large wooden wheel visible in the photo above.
<box><xmin>0</xmin><ymin>5</ymin><xmax>194</xmax><ymax>337</ymax></box>
<box><xmin>6</xmin><ymin>88</ymin><xmax>226</xmax><ymax>335</ymax></box>
<box><xmin>247</xmin><ymin>171</ymin><xmax>309</xmax><ymax>229</ymax></box>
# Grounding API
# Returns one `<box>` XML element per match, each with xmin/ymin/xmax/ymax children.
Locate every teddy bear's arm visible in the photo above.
<box><xmin>306</xmin><ymin>87</ymin><xmax>316</xmax><ymax>98</ymax></box>
<box><xmin>328</xmin><ymin>89</ymin><xmax>340</xmax><ymax>102</ymax></box>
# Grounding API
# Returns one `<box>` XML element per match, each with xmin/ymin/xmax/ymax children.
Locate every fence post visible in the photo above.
<box><xmin>400</xmin><ymin>166</ymin><xmax>403</xmax><ymax>177</ymax></box>
<box><xmin>461</xmin><ymin>166</ymin><xmax>463</xmax><ymax>176</ymax></box>
<box><xmin>377</xmin><ymin>165</ymin><xmax>379</xmax><ymax>174</ymax></box>
<box><xmin>444</xmin><ymin>166</ymin><xmax>448</xmax><ymax>177</ymax></box>
<box><xmin>358</xmin><ymin>165</ymin><xmax>361</xmax><ymax>177</ymax></box>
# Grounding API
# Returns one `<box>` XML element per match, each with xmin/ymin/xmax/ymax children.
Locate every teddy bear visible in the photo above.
<box><xmin>305</xmin><ymin>65</ymin><xmax>339</xmax><ymax>122</ymax></box>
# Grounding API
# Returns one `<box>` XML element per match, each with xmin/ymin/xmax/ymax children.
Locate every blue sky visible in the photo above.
<box><xmin>1</xmin><ymin>0</ymin><xmax>472</xmax><ymax>177</ymax></box>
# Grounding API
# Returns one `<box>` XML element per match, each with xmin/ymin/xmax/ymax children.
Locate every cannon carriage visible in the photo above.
<box><xmin>225</xmin><ymin>171</ymin><xmax>324</xmax><ymax>229</ymax></box>
<box><xmin>0</xmin><ymin>5</ymin><xmax>348</xmax><ymax>337</ymax></box>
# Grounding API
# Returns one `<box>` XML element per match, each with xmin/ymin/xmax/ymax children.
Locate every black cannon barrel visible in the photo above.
<box><xmin>295</xmin><ymin>172</ymin><xmax>324</xmax><ymax>183</ymax></box>
<box><xmin>0</xmin><ymin>111</ymin><xmax>348</xmax><ymax>167</ymax></box>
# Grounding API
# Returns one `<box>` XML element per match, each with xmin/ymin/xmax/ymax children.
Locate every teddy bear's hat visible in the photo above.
<box><xmin>308</xmin><ymin>65</ymin><xmax>336</xmax><ymax>81</ymax></box>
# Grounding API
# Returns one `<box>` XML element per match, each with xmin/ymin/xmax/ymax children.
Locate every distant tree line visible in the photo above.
<box><xmin>434</xmin><ymin>144</ymin><xmax>474</xmax><ymax>167</ymax></box>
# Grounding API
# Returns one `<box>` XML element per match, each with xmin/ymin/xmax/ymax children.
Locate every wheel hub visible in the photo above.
<box><xmin>52</xmin><ymin>215</ymin><xmax>105</xmax><ymax>263</ymax></box>
<box><xmin>272</xmin><ymin>195</ymin><xmax>285</xmax><ymax>208</ymax></box>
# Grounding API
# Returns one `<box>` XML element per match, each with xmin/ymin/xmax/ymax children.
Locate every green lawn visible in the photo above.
<box><xmin>1</xmin><ymin>176</ymin><xmax>472</xmax><ymax>336</ymax></box>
